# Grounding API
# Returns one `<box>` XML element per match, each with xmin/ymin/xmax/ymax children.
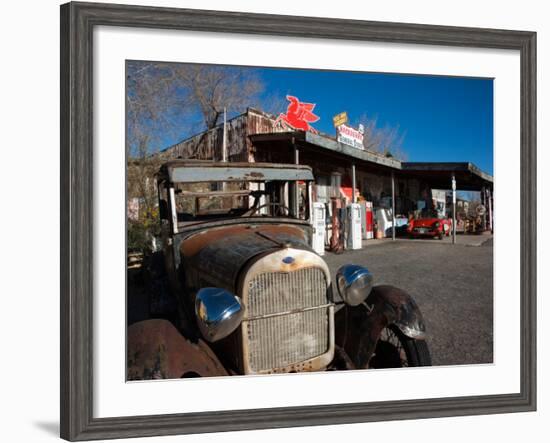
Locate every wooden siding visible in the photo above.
<box><xmin>157</xmin><ymin>109</ymin><xmax>286</xmax><ymax>163</ymax></box>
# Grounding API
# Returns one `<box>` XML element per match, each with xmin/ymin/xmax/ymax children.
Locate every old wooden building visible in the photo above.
<box><xmin>157</xmin><ymin>108</ymin><xmax>494</xmax><ymax>227</ymax></box>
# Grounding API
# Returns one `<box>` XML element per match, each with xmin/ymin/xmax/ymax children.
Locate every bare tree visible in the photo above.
<box><xmin>127</xmin><ymin>62</ymin><xmax>264</xmax><ymax>157</ymax></box>
<box><xmin>253</xmin><ymin>91</ymin><xmax>289</xmax><ymax>117</ymax></box>
<box><xmin>126</xmin><ymin>62</ymin><xmax>264</xmax><ymax>252</ymax></box>
<box><xmin>126</xmin><ymin>62</ymin><xmax>188</xmax><ymax>158</ymax></box>
<box><xmin>354</xmin><ymin>114</ymin><xmax>407</xmax><ymax>160</ymax></box>
<box><xmin>171</xmin><ymin>64</ymin><xmax>263</xmax><ymax>130</ymax></box>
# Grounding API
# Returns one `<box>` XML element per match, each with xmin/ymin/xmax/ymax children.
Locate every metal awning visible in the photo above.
<box><xmin>250</xmin><ymin>131</ymin><xmax>401</xmax><ymax>171</ymax></box>
<box><xmin>401</xmin><ymin>162</ymin><xmax>493</xmax><ymax>191</ymax></box>
<box><xmin>249</xmin><ymin>132</ymin><xmax>493</xmax><ymax>191</ymax></box>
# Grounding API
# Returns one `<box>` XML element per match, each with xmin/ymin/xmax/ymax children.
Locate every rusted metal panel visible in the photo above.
<box><xmin>180</xmin><ymin>224</ymin><xmax>311</xmax><ymax>293</ymax></box>
<box><xmin>127</xmin><ymin>319</ymin><xmax>228</xmax><ymax>379</ymax></box>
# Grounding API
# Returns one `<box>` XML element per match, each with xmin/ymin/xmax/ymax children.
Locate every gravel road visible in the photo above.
<box><xmin>324</xmin><ymin>238</ymin><xmax>493</xmax><ymax>366</ymax></box>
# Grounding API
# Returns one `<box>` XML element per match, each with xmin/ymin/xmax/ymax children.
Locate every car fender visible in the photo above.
<box><xmin>127</xmin><ymin>319</ymin><xmax>229</xmax><ymax>379</ymax></box>
<box><xmin>335</xmin><ymin>285</ymin><xmax>427</xmax><ymax>369</ymax></box>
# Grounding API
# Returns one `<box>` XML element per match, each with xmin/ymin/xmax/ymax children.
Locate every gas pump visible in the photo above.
<box><xmin>346</xmin><ymin>203</ymin><xmax>362</xmax><ymax>250</ymax></box>
<box><xmin>312</xmin><ymin>202</ymin><xmax>326</xmax><ymax>256</ymax></box>
<box><xmin>365</xmin><ymin>201</ymin><xmax>374</xmax><ymax>239</ymax></box>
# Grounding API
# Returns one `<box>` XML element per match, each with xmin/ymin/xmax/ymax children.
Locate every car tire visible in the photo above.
<box><xmin>369</xmin><ymin>325</ymin><xmax>432</xmax><ymax>368</ymax></box>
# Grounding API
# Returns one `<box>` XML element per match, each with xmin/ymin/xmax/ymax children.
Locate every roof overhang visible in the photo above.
<box><xmin>250</xmin><ymin>131</ymin><xmax>401</xmax><ymax>170</ymax></box>
<box><xmin>401</xmin><ymin>162</ymin><xmax>493</xmax><ymax>191</ymax></box>
<box><xmin>249</xmin><ymin>132</ymin><xmax>493</xmax><ymax>191</ymax></box>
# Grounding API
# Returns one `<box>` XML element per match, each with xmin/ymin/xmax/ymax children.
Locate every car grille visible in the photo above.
<box><xmin>245</xmin><ymin>267</ymin><xmax>330</xmax><ymax>372</ymax></box>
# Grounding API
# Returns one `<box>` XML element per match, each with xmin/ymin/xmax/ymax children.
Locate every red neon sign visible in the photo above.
<box><xmin>276</xmin><ymin>95</ymin><xmax>320</xmax><ymax>132</ymax></box>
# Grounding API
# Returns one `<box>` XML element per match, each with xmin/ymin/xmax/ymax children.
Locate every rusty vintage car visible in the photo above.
<box><xmin>128</xmin><ymin>160</ymin><xmax>431</xmax><ymax>379</ymax></box>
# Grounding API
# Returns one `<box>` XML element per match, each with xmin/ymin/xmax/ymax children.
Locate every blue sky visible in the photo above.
<box><xmin>255</xmin><ymin>67</ymin><xmax>494</xmax><ymax>175</ymax></box>
<box><xmin>128</xmin><ymin>61</ymin><xmax>493</xmax><ymax>176</ymax></box>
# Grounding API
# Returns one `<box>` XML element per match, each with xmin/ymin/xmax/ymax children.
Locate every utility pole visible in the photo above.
<box><xmin>222</xmin><ymin>107</ymin><xmax>227</xmax><ymax>162</ymax></box>
<box><xmin>391</xmin><ymin>171</ymin><xmax>396</xmax><ymax>241</ymax></box>
<box><xmin>452</xmin><ymin>174</ymin><xmax>456</xmax><ymax>245</ymax></box>
<box><xmin>221</xmin><ymin>107</ymin><xmax>227</xmax><ymax>192</ymax></box>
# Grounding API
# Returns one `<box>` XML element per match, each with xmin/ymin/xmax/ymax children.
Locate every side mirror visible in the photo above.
<box><xmin>195</xmin><ymin>288</ymin><xmax>244</xmax><ymax>342</ymax></box>
<box><xmin>336</xmin><ymin>265</ymin><xmax>374</xmax><ymax>306</ymax></box>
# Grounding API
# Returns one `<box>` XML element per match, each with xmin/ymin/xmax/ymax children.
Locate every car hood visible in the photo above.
<box><xmin>180</xmin><ymin>224</ymin><xmax>311</xmax><ymax>291</ymax></box>
<box><xmin>413</xmin><ymin>218</ymin><xmax>441</xmax><ymax>228</ymax></box>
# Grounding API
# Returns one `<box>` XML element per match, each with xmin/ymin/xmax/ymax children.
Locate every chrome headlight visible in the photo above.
<box><xmin>336</xmin><ymin>265</ymin><xmax>374</xmax><ymax>306</ymax></box>
<box><xmin>195</xmin><ymin>288</ymin><xmax>244</xmax><ymax>342</ymax></box>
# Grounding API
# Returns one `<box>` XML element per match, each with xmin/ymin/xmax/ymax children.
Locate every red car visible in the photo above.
<box><xmin>407</xmin><ymin>216</ymin><xmax>451</xmax><ymax>240</ymax></box>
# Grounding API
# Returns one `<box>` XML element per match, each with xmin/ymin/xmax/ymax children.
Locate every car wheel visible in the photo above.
<box><xmin>369</xmin><ymin>325</ymin><xmax>432</xmax><ymax>368</ymax></box>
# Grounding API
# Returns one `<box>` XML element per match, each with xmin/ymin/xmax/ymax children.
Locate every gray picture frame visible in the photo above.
<box><xmin>60</xmin><ymin>2</ymin><xmax>537</xmax><ymax>441</ymax></box>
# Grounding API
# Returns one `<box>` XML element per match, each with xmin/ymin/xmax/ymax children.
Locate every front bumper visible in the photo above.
<box><xmin>409</xmin><ymin>228</ymin><xmax>441</xmax><ymax>237</ymax></box>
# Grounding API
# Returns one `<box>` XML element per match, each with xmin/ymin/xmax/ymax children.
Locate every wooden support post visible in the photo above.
<box><xmin>481</xmin><ymin>186</ymin><xmax>487</xmax><ymax>231</ymax></box>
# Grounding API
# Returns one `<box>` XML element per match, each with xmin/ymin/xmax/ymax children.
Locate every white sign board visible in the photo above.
<box><xmin>337</xmin><ymin>124</ymin><xmax>364</xmax><ymax>149</ymax></box>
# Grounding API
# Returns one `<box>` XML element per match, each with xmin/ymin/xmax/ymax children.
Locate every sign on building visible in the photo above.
<box><xmin>275</xmin><ymin>95</ymin><xmax>319</xmax><ymax>132</ymax></box>
<box><xmin>337</xmin><ymin>124</ymin><xmax>364</xmax><ymax>149</ymax></box>
<box><xmin>332</xmin><ymin>112</ymin><xmax>348</xmax><ymax>128</ymax></box>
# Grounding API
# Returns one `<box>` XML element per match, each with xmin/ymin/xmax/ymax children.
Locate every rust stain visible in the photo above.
<box><xmin>127</xmin><ymin>319</ymin><xmax>228</xmax><ymax>380</ymax></box>
<box><xmin>181</xmin><ymin>224</ymin><xmax>306</xmax><ymax>258</ymax></box>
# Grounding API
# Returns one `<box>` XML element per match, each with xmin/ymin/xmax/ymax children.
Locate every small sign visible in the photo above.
<box><xmin>332</xmin><ymin>112</ymin><xmax>348</xmax><ymax>128</ymax></box>
<box><xmin>337</xmin><ymin>124</ymin><xmax>364</xmax><ymax>149</ymax></box>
